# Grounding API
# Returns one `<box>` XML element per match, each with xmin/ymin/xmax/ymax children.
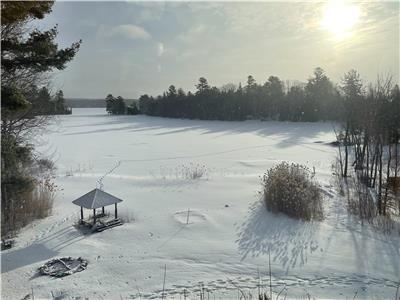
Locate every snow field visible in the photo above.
<box><xmin>1</xmin><ymin>108</ymin><xmax>399</xmax><ymax>299</ymax></box>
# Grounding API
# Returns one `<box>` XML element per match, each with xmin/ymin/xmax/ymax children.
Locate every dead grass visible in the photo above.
<box><xmin>3</xmin><ymin>178</ymin><xmax>55</xmax><ymax>238</ymax></box>
<box><xmin>262</xmin><ymin>162</ymin><xmax>323</xmax><ymax>221</ymax></box>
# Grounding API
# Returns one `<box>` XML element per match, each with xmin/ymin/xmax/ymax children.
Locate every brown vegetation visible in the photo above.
<box><xmin>262</xmin><ymin>162</ymin><xmax>323</xmax><ymax>221</ymax></box>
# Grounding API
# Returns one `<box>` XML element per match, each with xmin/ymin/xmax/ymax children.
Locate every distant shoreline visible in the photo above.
<box><xmin>66</xmin><ymin>98</ymin><xmax>136</xmax><ymax>108</ymax></box>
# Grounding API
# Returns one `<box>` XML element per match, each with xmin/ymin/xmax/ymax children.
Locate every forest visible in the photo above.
<box><xmin>137</xmin><ymin>69</ymin><xmax>340</xmax><ymax>122</ymax></box>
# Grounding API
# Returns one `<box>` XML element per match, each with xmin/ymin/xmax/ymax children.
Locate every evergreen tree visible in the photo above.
<box><xmin>1</xmin><ymin>1</ymin><xmax>80</xmax><ymax>237</ymax></box>
<box><xmin>115</xmin><ymin>96</ymin><xmax>126</xmax><ymax>115</ymax></box>
<box><xmin>35</xmin><ymin>86</ymin><xmax>52</xmax><ymax>114</ymax></box>
<box><xmin>53</xmin><ymin>90</ymin><xmax>70</xmax><ymax>114</ymax></box>
<box><xmin>177</xmin><ymin>88</ymin><xmax>186</xmax><ymax>97</ymax></box>
<box><xmin>246</xmin><ymin>75</ymin><xmax>256</xmax><ymax>93</ymax></box>
<box><xmin>286</xmin><ymin>85</ymin><xmax>306</xmax><ymax>121</ymax></box>
<box><xmin>138</xmin><ymin>94</ymin><xmax>151</xmax><ymax>115</ymax></box>
<box><xmin>167</xmin><ymin>85</ymin><xmax>177</xmax><ymax>97</ymax></box>
<box><xmin>105</xmin><ymin>94</ymin><xmax>126</xmax><ymax>115</ymax></box>
<box><xmin>264</xmin><ymin>76</ymin><xmax>284</xmax><ymax>119</ymax></box>
<box><xmin>305</xmin><ymin>67</ymin><xmax>336</xmax><ymax>121</ymax></box>
<box><xmin>105</xmin><ymin>94</ymin><xmax>115</xmax><ymax>114</ymax></box>
<box><xmin>195</xmin><ymin>77</ymin><xmax>210</xmax><ymax>95</ymax></box>
<box><xmin>127</xmin><ymin>101</ymin><xmax>140</xmax><ymax>115</ymax></box>
<box><xmin>339</xmin><ymin>69</ymin><xmax>364</xmax><ymax>176</ymax></box>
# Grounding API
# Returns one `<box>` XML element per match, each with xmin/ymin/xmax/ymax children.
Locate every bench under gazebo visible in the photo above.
<box><xmin>72</xmin><ymin>188</ymin><xmax>123</xmax><ymax>231</ymax></box>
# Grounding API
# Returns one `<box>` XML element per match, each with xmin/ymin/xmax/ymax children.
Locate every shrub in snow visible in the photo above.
<box><xmin>176</xmin><ymin>163</ymin><xmax>208</xmax><ymax>180</ymax></box>
<box><xmin>262</xmin><ymin>162</ymin><xmax>323</xmax><ymax>220</ymax></box>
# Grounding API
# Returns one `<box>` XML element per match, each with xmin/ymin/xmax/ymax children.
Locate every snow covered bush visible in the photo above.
<box><xmin>262</xmin><ymin>162</ymin><xmax>323</xmax><ymax>220</ymax></box>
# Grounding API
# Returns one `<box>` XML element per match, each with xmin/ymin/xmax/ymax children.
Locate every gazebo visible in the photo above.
<box><xmin>72</xmin><ymin>188</ymin><xmax>123</xmax><ymax>225</ymax></box>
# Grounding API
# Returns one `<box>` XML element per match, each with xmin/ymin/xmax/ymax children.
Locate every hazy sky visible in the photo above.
<box><xmin>39</xmin><ymin>1</ymin><xmax>399</xmax><ymax>98</ymax></box>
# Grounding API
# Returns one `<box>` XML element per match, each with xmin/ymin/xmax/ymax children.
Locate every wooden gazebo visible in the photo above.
<box><xmin>72</xmin><ymin>188</ymin><xmax>123</xmax><ymax>225</ymax></box>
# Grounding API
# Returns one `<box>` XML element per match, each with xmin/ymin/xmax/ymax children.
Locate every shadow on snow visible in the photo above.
<box><xmin>1</xmin><ymin>226</ymin><xmax>85</xmax><ymax>274</ymax></box>
<box><xmin>62</xmin><ymin>115</ymin><xmax>335</xmax><ymax>152</ymax></box>
<box><xmin>236</xmin><ymin>200</ymin><xmax>320</xmax><ymax>273</ymax></box>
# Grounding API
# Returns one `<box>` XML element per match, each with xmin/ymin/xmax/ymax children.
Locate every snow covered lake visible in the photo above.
<box><xmin>2</xmin><ymin>108</ymin><xmax>399</xmax><ymax>299</ymax></box>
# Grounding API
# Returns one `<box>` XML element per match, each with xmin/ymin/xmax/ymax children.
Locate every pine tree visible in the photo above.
<box><xmin>1</xmin><ymin>2</ymin><xmax>80</xmax><ymax>237</ymax></box>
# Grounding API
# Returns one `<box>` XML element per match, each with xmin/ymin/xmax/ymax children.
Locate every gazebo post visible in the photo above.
<box><xmin>114</xmin><ymin>203</ymin><xmax>118</xmax><ymax>219</ymax></box>
<box><xmin>93</xmin><ymin>208</ymin><xmax>96</xmax><ymax>225</ymax></box>
<box><xmin>80</xmin><ymin>206</ymin><xmax>83</xmax><ymax>221</ymax></box>
<box><xmin>102</xmin><ymin>206</ymin><xmax>105</xmax><ymax>215</ymax></box>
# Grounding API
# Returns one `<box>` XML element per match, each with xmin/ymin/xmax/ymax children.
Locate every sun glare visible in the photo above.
<box><xmin>321</xmin><ymin>1</ymin><xmax>360</xmax><ymax>40</ymax></box>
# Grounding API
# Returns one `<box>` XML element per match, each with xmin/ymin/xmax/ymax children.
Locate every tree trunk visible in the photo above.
<box><xmin>378</xmin><ymin>140</ymin><xmax>383</xmax><ymax>215</ymax></box>
<box><xmin>395</xmin><ymin>138</ymin><xmax>399</xmax><ymax>179</ymax></box>
<box><xmin>383</xmin><ymin>142</ymin><xmax>392</xmax><ymax>215</ymax></box>
<box><xmin>344</xmin><ymin>128</ymin><xmax>349</xmax><ymax>177</ymax></box>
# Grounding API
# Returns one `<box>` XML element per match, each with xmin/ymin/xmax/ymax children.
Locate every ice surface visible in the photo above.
<box><xmin>2</xmin><ymin>108</ymin><xmax>399</xmax><ymax>299</ymax></box>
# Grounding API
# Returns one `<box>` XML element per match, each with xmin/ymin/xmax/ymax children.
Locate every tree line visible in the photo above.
<box><xmin>107</xmin><ymin>67</ymin><xmax>341</xmax><ymax>122</ymax></box>
<box><xmin>26</xmin><ymin>87</ymin><xmax>71</xmax><ymax>116</ymax></box>
<box><xmin>105</xmin><ymin>94</ymin><xmax>139</xmax><ymax>115</ymax></box>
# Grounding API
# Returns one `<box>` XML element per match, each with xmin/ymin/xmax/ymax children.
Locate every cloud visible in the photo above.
<box><xmin>98</xmin><ymin>24</ymin><xmax>151</xmax><ymax>40</ymax></box>
<box><xmin>157</xmin><ymin>42</ymin><xmax>164</xmax><ymax>56</ymax></box>
<box><xmin>176</xmin><ymin>24</ymin><xmax>210</xmax><ymax>44</ymax></box>
<box><xmin>220</xmin><ymin>2</ymin><xmax>322</xmax><ymax>38</ymax></box>
<box><xmin>138</xmin><ymin>7</ymin><xmax>164</xmax><ymax>23</ymax></box>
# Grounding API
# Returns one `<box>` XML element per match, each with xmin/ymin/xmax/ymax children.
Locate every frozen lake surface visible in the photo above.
<box><xmin>2</xmin><ymin>108</ymin><xmax>399</xmax><ymax>299</ymax></box>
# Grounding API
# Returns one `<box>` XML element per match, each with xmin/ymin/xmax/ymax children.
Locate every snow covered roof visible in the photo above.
<box><xmin>72</xmin><ymin>188</ymin><xmax>123</xmax><ymax>209</ymax></box>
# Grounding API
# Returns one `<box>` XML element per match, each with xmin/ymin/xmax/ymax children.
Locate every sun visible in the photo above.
<box><xmin>321</xmin><ymin>0</ymin><xmax>360</xmax><ymax>40</ymax></box>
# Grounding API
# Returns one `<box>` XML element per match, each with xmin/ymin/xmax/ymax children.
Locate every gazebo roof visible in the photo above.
<box><xmin>72</xmin><ymin>188</ymin><xmax>123</xmax><ymax>209</ymax></box>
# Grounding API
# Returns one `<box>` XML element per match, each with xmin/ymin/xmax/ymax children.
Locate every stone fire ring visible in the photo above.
<box><xmin>38</xmin><ymin>257</ymin><xmax>88</xmax><ymax>277</ymax></box>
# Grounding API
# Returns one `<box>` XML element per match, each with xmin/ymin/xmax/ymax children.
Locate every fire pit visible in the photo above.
<box><xmin>38</xmin><ymin>257</ymin><xmax>88</xmax><ymax>277</ymax></box>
